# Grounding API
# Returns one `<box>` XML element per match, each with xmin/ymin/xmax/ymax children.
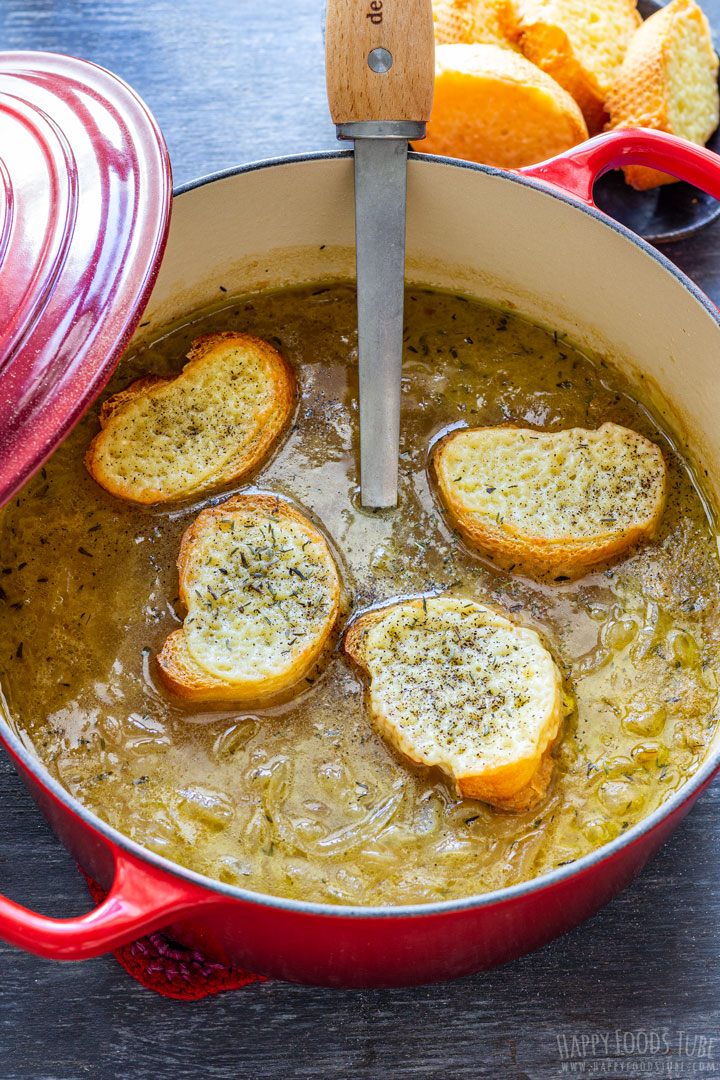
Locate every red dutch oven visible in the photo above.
<box><xmin>1</xmin><ymin>51</ymin><xmax>720</xmax><ymax>988</ymax></box>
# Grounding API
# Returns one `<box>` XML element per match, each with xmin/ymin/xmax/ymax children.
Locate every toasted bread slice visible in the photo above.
<box><xmin>157</xmin><ymin>494</ymin><xmax>341</xmax><ymax>702</ymax></box>
<box><xmin>85</xmin><ymin>332</ymin><xmax>296</xmax><ymax>503</ymax></box>
<box><xmin>510</xmin><ymin>0</ymin><xmax>641</xmax><ymax>134</ymax></box>
<box><xmin>423</xmin><ymin>43</ymin><xmax>588</xmax><ymax>167</ymax></box>
<box><xmin>343</xmin><ymin>596</ymin><xmax>563</xmax><ymax>810</ymax></box>
<box><xmin>606</xmin><ymin>0</ymin><xmax>719</xmax><ymax>190</ymax></box>
<box><xmin>434</xmin><ymin>423</ymin><xmax>666</xmax><ymax>579</ymax></box>
<box><xmin>433</xmin><ymin>0</ymin><xmax>518</xmax><ymax>49</ymax></box>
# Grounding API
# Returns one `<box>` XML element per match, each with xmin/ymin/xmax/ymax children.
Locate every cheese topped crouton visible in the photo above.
<box><xmin>434</xmin><ymin>423</ymin><xmax>666</xmax><ymax>579</ymax></box>
<box><xmin>510</xmin><ymin>0</ymin><xmax>642</xmax><ymax>133</ymax></box>
<box><xmin>157</xmin><ymin>494</ymin><xmax>341</xmax><ymax>702</ymax></box>
<box><xmin>85</xmin><ymin>332</ymin><xmax>295</xmax><ymax>503</ymax></box>
<box><xmin>423</xmin><ymin>43</ymin><xmax>588</xmax><ymax>168</ymax></box>
<box><xmin>607</xmin><ymin>0</ymin><xmax>720</xmax><ymax>190</ymax></box>
<box><xmin>432</xmin><ymin>0</ymin><xmax>518</xmax><ymax>49</ymax></box>
<box><xmin>343</xmin><ymin>596</ymin><xmax>563</xmax><ymax>811</ymax></box>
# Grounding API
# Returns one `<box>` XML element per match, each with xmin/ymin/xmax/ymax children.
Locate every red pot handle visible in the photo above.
<box><xmin>0</xmin><ymin>844</ymin><xmax>217</xmax><ymax>960</ymax></box>
<box><xmin>518</xmin><ymin>127</ymin><xmax>720</xmax><ymax>206</ymax></box>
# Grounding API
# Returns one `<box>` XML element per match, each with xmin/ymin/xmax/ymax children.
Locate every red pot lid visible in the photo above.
<box><xmin>0</xmin><ymin>51</ymin><xmax>171</xmax><ymax>507</ymax></box>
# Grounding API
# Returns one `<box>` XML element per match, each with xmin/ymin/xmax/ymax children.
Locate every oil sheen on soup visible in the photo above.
<box><xmin>1</xmin><ymin>283</ymin><xmax>719</xmax><ymax>907</ymax></box>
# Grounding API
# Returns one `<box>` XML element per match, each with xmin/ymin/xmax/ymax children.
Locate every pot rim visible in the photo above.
<box><xmin>3</xmin><ymin>147</ymin><xmax>719</xmax><ymax>920</ymax></box>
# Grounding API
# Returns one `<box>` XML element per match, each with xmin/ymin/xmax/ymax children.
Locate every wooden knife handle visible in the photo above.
<box><xmin>326</xmin><ymin>0</ymin><xmax>435</xmax><ymax>125</ymax></box>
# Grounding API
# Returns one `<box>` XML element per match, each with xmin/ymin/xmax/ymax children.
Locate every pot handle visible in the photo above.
<box><xmin>0</xmin><ymin>844</ymin><xmax>217</xmax><ymax>960</ymax></box>
<box><xmin>518</xmin><ymin>127</ymin><xmax>720</xmax><ymax>206</ymax></box>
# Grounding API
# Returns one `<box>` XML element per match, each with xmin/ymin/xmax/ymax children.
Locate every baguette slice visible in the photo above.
<box><xmin>423</xmin><ymin>43</ymin><xmax>588</xmax><ymax>168</ymax></box>
<box><xmin>157</xmin><ymin>494</ymin><xmax>341</xmax><ymax>702</ymax></box>
<box><xmin>606</xmin><ymin>0</ymin><xmax>720</xmax><ymax>190</ymax></box>
<box><xmin>432</xmin><ymin>0</ymin><xmax>518</xmax><ymax>49</ymax></box>
<box><xmin>85</xmin><ymin>332</ymin><xmax>295</xmax><ymax>503</ymax></box>
<box><xmin>434</xmin><ymin>423</ymin><xmax>666</xmax><ymax>579</ymax></box>
<box><xmin>343</xmin><ymin>596</ymin><xmax>563</xmax><ymax>811</ymax></box>
<box><xmin>510</xmin><ymin>0</ymin><xmax>642</xmax><ymax>134</ymax></box>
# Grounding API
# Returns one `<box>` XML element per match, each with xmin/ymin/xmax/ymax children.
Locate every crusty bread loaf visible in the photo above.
<box><xmin>157</xmin><ymin>493</ymin><xmax>341</xmax><ymax>702</ymax></box>
<box><xmin>434</xmin><ymin>422</ymin><xmax>666</xmax><ymax>579</ymax></box>
<box><xmin>343</xmin><ymin>596</ymin><xmax>563</xmax><ymax>811</ymax></box>
<box><xmin>432</xmin><ymin>0</ymin><xmax>518</xmax><ymax>49</ymax></box>
<box><xmin>509</xmin><ymin>0</ymin><xmax>642</xmax><ymax>134</ymax></box>
<box><xmin>423</xmin><ymin>43</ymin><xmax>588</xmax><ymax>168</ymax></box>
<box><xmin>85</xmin><ymin>332</ymin><xmax>295</xmax><ymax>503</ymax></box>
<box><xmin>607</xmin><ymin>0</ymin><xmax>720</xmax><ymax>190</ymax></box>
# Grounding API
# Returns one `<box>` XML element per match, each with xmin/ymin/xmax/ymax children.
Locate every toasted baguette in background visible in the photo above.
<box><xmin>434</xmin><ymin>423</ymin><xmax>666</xmax><ymax>579</ymax></box>
<box><xmin>85</xmin><ymin>332</ymin><xmax>295</xmax><ymax>503</ymax></box>
<box><xmin>157</xmin><ymin>494</ymin><xmax>341</xmax><ymax>702</ymax></box>
<box><xmin>606</xmin><ymin>0</ymin><xmax>719</xmax><ymax>190</ymax></box>
<box><xmin>509</xmin><ymin>0</ymin><xmax>641</xmax><ymax>134</ymax></box>
<box><xmin>343</xmin><ymin>597</ymin><xmax>563</xmax><ymax>811</ymax></box>
<box><xmin>423</xmin><ymin>43</ymin><xmax>588</xmax><ymax>167</ymax></box>
<box><xmin>432</xmin><ymin>0</ymin><xmax>518</xmax><ymax>49</ymax></box>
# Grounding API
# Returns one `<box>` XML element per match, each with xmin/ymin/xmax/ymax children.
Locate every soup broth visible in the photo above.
<box><xmin>1</xmin><ymin>282</ymin><xmax>719</xmax><ymax>906</ymax></box>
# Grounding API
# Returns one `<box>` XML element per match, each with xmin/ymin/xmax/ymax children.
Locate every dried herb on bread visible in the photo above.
<box><xmin>86</xmin><ymin>332</ymin><xmax>295</xmax><ymax>503</ymax></box>
<box><xmin>157</xmin><ymin>493</ymin><xmax>341</xmax><ymax>702</ymax></box>
<box><xmin>344</xmin><ymin>596</ymin><xmax>563</xmax><ymax>811</ymax></box>
<box><xmin>433</xmin><ymin>423</ymin><xmax>666</xmax><ymax>579</ymax></box>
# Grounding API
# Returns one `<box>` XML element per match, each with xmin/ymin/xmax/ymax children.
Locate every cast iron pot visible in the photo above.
<box><xmin>2</xmin><ymin>127</ymin><xmax>720</xmax><ymax>987</ymax></box>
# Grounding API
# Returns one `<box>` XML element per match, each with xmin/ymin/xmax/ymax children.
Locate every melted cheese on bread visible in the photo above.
<box><xmin>157</xmin><ymin>493</ymin><xmax>341</xmax><ymax>701</ymax></box>
<box><xmin>434</xmin><ymin>423</ymin><xmax>666</xmax><ymax>579</ymax></box>
<box><xmin>343</xmin><ymin>596</ymin><xmax>563</xmax><ymax>810</ymax></box>
<box><xmin>85</xmin><ymin>332</ymin><xmax>295</xmax><ymax>503</ymax></box>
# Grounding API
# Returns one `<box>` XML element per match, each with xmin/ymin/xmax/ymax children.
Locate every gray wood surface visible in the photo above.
<box><xmin>0</xmin><ymin>1</ymin><xmax>719</xmax><ymax>1077</ymax></box>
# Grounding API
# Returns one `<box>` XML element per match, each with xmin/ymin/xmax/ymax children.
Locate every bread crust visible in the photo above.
<box><xmin>511</xmin><ymin>0</ymin><xmax>642</xmax><ymax>134</ymax></box>
<box><xmin>423</xmin><ymin>43</ymin><xmax>588</xmax><ymax>168</ymax></box>
<box><xmin>432</xmin><ymin>0</ymin><xmax>518</xmax><ymax>49</ymax></box>
<box><xmin>157</xmin><ymin>493</ymin><xmax>341</xmax><ymax>703</ymax></box>
<box><xmin>606</xmin><ymin>0</ymin><xmax>720</xmax><ymax>190</ymax></box>
<box><xmin>433</xmin><ymin>423</ymin><xmax>666</xmax><ymax>580</ymax></box>
<box><xmin>85</xmin><ymin>332</ymin><xmax>296</xmax><ymax>504</ymax></box>
<box><xmin>343</xmin><ymin>597</ymin><xmax>563</xmax><ymax>811</ymax></box>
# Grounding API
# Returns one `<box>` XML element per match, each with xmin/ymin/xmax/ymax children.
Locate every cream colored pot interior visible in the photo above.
<box><xmin>141</xmin><ymin>155</ymin><xmax>720</xmax><ymax>526</ymax></box>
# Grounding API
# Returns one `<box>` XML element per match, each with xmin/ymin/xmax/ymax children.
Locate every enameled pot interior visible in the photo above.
<box><xmin>3</xmin><ymin>150</ymin><xmax>720</xmax><ymax>917</ymax></box>
<box><xmin>156</xmin><ymin>154</ymin><xmax>720</xmax><ymax>507</ymax></box>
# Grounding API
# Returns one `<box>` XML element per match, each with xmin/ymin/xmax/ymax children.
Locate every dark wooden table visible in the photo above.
<box><xmin>1</xmin><ymin>2</ymin><xmax>719</xmax><ymax>1077</ymax></box>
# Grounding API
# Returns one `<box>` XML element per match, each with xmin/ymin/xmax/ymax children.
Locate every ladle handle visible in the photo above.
<box><xmin>325</xmin><ymin>0</ymin><xmax>435</xmax><ymax>125</ymax></box>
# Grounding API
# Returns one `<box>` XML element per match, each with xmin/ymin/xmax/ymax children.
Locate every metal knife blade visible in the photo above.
<box><xmin>324</xmin><ymin>0</ymin><xmax>434</xmax><ymax>508</ymax></box>
<box><xmin>353</xmin><ymin>135</ymin><xmax>409</xmax><ymax>508</ymax></box>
